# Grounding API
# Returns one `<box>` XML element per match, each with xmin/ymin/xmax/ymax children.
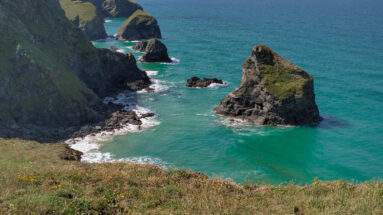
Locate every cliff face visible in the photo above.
<box><xmin>59</xmin><ymin>0</ymin><xmax>107</xmax><ymax>40</ymax></box>
<box><xmin>0</xmin><ymin>0</ymin><xmax>150</xmax><ymax>142</ymax></box>
<box><xmin>215</xmin><ymin>45</ymin><xmax>322</xmax><ymax>125</ymax></box>
<box><xmin>117</xmin><ymin>10</ymin><xmax>162</xmax><ymax>41</ymax></box>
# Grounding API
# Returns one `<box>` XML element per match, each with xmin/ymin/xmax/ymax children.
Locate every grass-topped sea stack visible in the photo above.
<box><xmin>215</xmin><ymin>45</ymin><xmax>322</xmax><ymax>125</ymax></box>
<box><xmin>117</xmin><ymin>10</ymin><xmax>162</xmax><ymax>41</ymax></box>
<box><xmin>59</xmin><ymin>0</ymin><xmax>107</xmax><ymax>40</ymax></box>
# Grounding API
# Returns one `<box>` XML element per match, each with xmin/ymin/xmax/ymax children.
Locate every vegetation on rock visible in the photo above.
<box><xmin>215</xmin><ymin>44</ymin><xmax>322</xmax><ymax>125</ymax></box>
<box><xmin>59</xmin><ymin>0</ymin><xmax>107</xmax><ymax>40</ymax></box>
<box><xmin>117</xmin><ymin>10</ymin><xmax>162</xmax><ymax>41</ymax></box>
<box><xmin>0</xmin><ymin>0</ymin><xmax>150</xmax><ymax>142</ymax></box>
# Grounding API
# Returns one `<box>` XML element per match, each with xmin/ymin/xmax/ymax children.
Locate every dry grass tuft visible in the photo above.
<box><xmin>0</xmin><ymin>138</ymin><xmax>382</xmax><ymax>214</ymax></box>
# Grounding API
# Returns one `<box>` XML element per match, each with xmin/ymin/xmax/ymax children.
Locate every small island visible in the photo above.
<box><xmin>215</xmin><ymin>44</ymin><xmax>322</xmax><ymax>125</ymax></box>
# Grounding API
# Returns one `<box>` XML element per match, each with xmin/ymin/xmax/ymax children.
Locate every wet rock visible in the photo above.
<box><xmin>186</xmin><ymin>77</ymin><xmax>223</xmax><ymax>88</ymax></box>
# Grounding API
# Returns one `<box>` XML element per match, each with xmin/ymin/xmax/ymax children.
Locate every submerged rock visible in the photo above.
<box><xmin>139</xmin><ymin>39</ymin><xmax>172</xmax><ymax>63</ymax></box>
<box><xmin>117</xmin><ymin>10</ymin><xmax>161</xmax><ymax>41</ymax></box>
<box><xmin>186</xmin><ymin>77</ymin><xmax>223</xmax><ymax>88</ymax></box>
<box><xmin>214</xmin><ymin>44</ymin><xmax>322</xmax><ymax>126</ymax></box>
<box><xmin>59</xmin><ymin>0</ymin><xmax>107</xmax><ymax>40</ymax></box>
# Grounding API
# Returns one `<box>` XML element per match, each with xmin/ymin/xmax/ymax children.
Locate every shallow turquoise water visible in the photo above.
<box><xmin>93</xmin><ymin>0</ymin><xmax>383</xmax><ymax>184</ymax></box>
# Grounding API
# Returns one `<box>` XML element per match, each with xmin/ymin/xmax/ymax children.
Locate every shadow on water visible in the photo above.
<box><xmin>318</xmin><ymin>114</ymin><xmax>350</xmax><ymax>129</ymax></box>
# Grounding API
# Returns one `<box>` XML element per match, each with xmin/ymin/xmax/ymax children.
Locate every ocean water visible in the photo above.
<box><xmin>91</xmin><ymin>0</ymin><xmax>383</xmax><ymax>184</ymax></box>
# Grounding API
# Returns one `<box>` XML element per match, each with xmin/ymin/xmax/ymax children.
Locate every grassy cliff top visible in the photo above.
<box><xmin>0</xmin><ymin>138</ymin><xmax>382</xmax><ymax>214</ymax></box>
<box><xmin>59</xmin><ymin>0</ymin><xmax>97</xmax><ymax>22</ymax></box>
<box><xmin>244</xmin><ymin>45</ymin><xmax>313</xmax><ymax>100</ymax></box>
<box><xmin>123</xmin><ymin>9</ymin><xmax>155</xmax><ymax>26</ymax></box>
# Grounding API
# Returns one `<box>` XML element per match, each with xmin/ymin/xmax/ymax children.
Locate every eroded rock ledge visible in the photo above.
<box><xmin>214</xmin><ymin>44</ymin><xmax>322</xmax><ymax>126</ymax></box>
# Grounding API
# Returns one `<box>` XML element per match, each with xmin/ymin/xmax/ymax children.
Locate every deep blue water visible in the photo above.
<box><xmin>93</xmin><ymin>0</ymin><xmax>383</xmax><ymax>184</ymax></box>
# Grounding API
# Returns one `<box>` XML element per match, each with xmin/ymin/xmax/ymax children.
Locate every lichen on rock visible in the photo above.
<box><xmin>214</xmin><ymin>44</ymin><xmax>322</xmax><ymax>126</ymax></box>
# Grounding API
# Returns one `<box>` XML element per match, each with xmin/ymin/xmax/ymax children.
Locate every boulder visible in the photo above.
<box><xmin>139</xmin><ymin>39</ymin><xmax>172</xmax><ymax>63</ymax></box>
<box><xmin>59</xmin><ymin>0</ymin><xmax>107</xmax><ymax>40</ymax></box>
<box><xmin>186</xmin><ymin>77</ymin><xmax>223</xmax><ymax>88</ymax></box>
<box><xmin>117</xmin><ymin>10</ymin><xmax>161</xmax><ymax>41</ymax></box>
<box><xmin>214</xmin><ymin>45</ymin><xmax>322</xmax><ymax>126</ymax></box>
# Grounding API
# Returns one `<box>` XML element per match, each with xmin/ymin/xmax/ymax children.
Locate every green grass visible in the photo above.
<box><xmin>1</xmin><ymin>138</ymin><xmax>382</xmax><ymax>214</ymax></box>
<box><xmin>123</xmin><ymin>9</ymin><xmax>155</xmax><ymax>26</ymax></box>
<box><xmin>59</xmin><ymin>0</ymin><xmax>97</xmax><ymax>22</ymax></box>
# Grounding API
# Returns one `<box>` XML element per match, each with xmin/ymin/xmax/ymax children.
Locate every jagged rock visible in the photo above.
<box><xmin>132</xmin><ymin>41</ymin><xmax>148</xmax><ymax>52</ymax></box>
<box><xmin>60</xmin><ymin>145</ymin><xmax>83</xmax><ymax>161</ymax></box>
<box><xmin>88</xmin><ymin>0</ymin><xmax>143</xmax><ymax>18</ymax></box>
<box><xmin>59</xmin><ymin>0</ymin><xmax>107</xmax><ymax>40</ymax></box>
<box><xmin>186</xmin><ymin>77</ymin><xmax>223</xmax><ymax>88</ymax></box>
<box><xmin>97</xmin><ymin>49</ymin><xmax>151</xmax><ymax>93</ymax></box>
<box><xmin>0</xmin><ymin>0</ymin><xmax>150</xmax><ymax>142</ymax></box>
<box><xmin>139</xmin><ymin>39</ymin><xmax>172</xmax><ymax>63</ymax></box>
<box><xmin>214</xmin><ymin>44</ymin><xmax>322</xmax><ymax>126</ymax></box>
<box><xmin>117</xmin><ymin>10</ymin><xmax>161</xmax><ymax>41</ymax></box>
<box><xmin>140</xmin><ymin>113</ymin><xmax>155</xmax><ymax>118</ymax></box>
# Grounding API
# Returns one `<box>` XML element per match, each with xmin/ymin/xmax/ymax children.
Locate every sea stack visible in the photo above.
<box><xmin>214</xmin><ymin>45</ymin><xmax>322</xmax><ymax>125</ymax></box>
<box><xmin>117</xmin><ymin>10</ymin><xmax>162</xmax><ymax>41</ymax></box>
<box><xmin>139</xmin><ymin>39</ymin><xmax>172</xmax><ymax>63</ymax></box>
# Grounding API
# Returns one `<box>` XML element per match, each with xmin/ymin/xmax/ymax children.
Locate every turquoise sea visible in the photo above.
<box><xmin>92</xmin><ymin>0</ymin><xmax>383</xmax><ymax>184</ymax></box>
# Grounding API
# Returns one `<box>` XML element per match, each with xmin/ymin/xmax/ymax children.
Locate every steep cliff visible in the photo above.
<box><xmin>0</xmin><ymin>0</ymin><xmax>150</xmax><ymax>141</ymax></box>
<box><xmin>59</xmin><ymin>0</ymin><xmax>107</xmax><ymax>40</ymax></box>
<box><xmin>215</xmin><ymin>45</ymin><xmax>322</xmax><ymax>125</ymax></box>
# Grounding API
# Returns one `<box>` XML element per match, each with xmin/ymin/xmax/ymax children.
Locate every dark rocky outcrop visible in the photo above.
<box><xmin>117</xmin><ymin>10</ymin><xmax>162</xmax><ymax>41</ymax></box>
<box><xmin>0</xmin><ymin>0</ymin><xmax>150</xmax><ymax>142</ymax></box>
<box><xmin>59</xmin><ymin>0</ymin><xmax>107</xmax><ymax>40</ymax></box>
<box><xmin>88</xmin><ymin>0</ymin><xmax>143</xmax><ymax>18</ymax></box>
<box><xmin>60</xmin><ymin>145</ymin><xmax>83</xmax><ymax>161</ymax></box>
<box><xmin>186</xmin><ymin>77</ymin><xmax>223</xmax><ymax>88</ymax></box>
<box><xmin>214</xmin><ymin>45</ymin><xmax>322</xmax><ymax>126</ymax></box>
<box><xmin>139</xmin><ymin>39</ymin><xmax>172</xmax><ymax>63</ymax></box>
<box><xmin>96</xmin><ymin>49</ymin><xmax>151</xmax><ymax>94</ymax></box>
<box><xmin>132</xmin><ymin>41</ymin><xmax>148</xmax><ymax>52</ymax></box>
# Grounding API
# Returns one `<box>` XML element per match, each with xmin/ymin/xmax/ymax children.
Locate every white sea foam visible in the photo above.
<box><xmin>161</xmin><ymin>57</ymin><xmax>181</xmax><ymax>65</ymax></box>
<box><xmin>105</xmin><ymin>19</ymin><xmax>112</xmax><ymax>23</ymax></box>
<box><xmin>66</xmin><ymin>91</ymin><xmax>161</xmax><ymax>164</ymax></box>
<box><xmin>208</xmin><ymin>81</ymin><xmax>229</xmax><ymax>89</ymax></box>
<box><xmin>116</xmin><ymin>49</ymin><xmax>125</xmax><ymax>53</ymax></box>
<box><xmin>145</xmin><ymin>70</ymin><xmax>159</xmax><ymax>76</ymax></box>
